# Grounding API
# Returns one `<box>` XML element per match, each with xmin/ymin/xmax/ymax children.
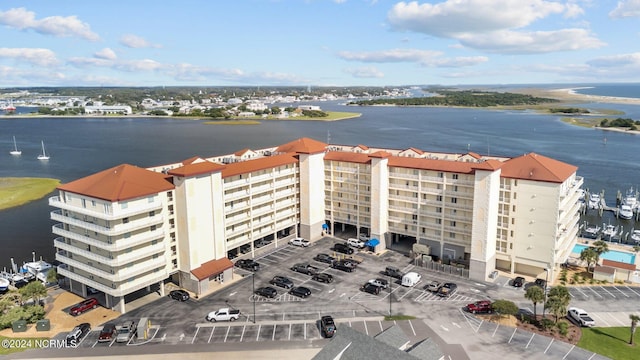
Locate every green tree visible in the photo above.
<box><xmin>490</xmin><ymin>299</ymin><xmax>519</xmax><ymax>319</ymax></box>
<box><xmin>579</xmin><ymin>247</ymin><xmax>598</xmax><ymax>273</ymax></box>
<box><xmin>545</xmin><ymin>286</ymin><xmax>571</xmax><ymax>323</ymax></box>
<box><xmin>46</xmin><ymin>268</ymin><xmax>58</xmax><ymax>285</ymax></box>
<box><xmin>591</xmin><ymin>240</ymin><xmax>609</xmax><ymax>265</ymax></box>
<box><xmin>19</xmin><ymin>281</ymin><xmax>47</xmax><ymax>305</ymax></box>
<box><xmin>524</xmin><ymin>286</ymin><xmax>545</xmax><ymax>321</ymax></box>
<box><xmin>630</xmin><ymin>314</ymin><xmax>640</xmax><ymax>345</ymax></box>
<box><xmin>271</xmin><ymin>106</ymin><xmax>281</xmax><ymax>114</ymax></box>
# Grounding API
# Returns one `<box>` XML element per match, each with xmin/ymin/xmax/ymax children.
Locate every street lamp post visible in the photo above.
<box><xmin>542</xmin><ymin>268</ymin><xmax>549</xmax><ymax>319</ymax></box>
<box><xmin>388</xmin><ymin>274</ymin><xmax>392</xmax><ymax>316</ymax></box>
<box><xmin>252</xmin><ymin>272</ymin><xmax>256</xmax><ymax>324</ymax></box>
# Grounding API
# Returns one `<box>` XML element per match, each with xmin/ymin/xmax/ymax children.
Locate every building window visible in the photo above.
<box><xmin>91</xmin><ymin>200</ymin><xmax>96</xmax><ymax>206</ymax></box>
<box><xmin>450</xmin><ymin>221</ymin><xmax>456</xmax><ymax>227</ymax></box>
<box><xmin>453</xmin><ymin>186</ymin><xmax>458</xmax><ymax>192</ymax></box>
<box><xmin>451</xmin><ymin>197</ymin><xmax>457</xmax><ymax>204</ymax></box>
<box><xmin>151</xmin><ymin>225</ymin><xmax>156</xmax><ymax>231</ymax></box>
<box><xmin>81</xmin><ymin>199</ymin><xmax>86</xmax><ymax>208</ymax></box>
<box><xmin>436</xmin><ymin>218</ymin><xmax>442</xmax><ymax>224</ymax></box>
<box><xmin>124</xmin><ymin>232</ymin><xmax>131</xmax><ymax>238</ymax></box>
<box><xmin>438</xmin><ymin>172</ymin><xmax>443</xmax><ymax>178</ymax></box>
<box><xmin>121</xmin><ymin>202</ymin><xmax>128</xmax><ymax>209</ymax></box>
<box><xmin>436</xmin><ymin>207</ymin><xmax>442</xmax><ymax>213</ymax></box>
<box><xmin>512</xmin><ymin>205</ymin><xmax>516</xmax><ymax>212</ymax></box>
<box><xmin>449</xmin><ymin>232</ymin><xmax>456</xmax><ymax>238</ymax></box>
<box><xmin>436</xmin><ymin>195</ymin><xmax>442</xmax><ymax>201</ymax></box>
<box><xmin>453</xmin><ymin>174</ymin><xmax>459</xmax><ymax>179</ymax></box>
<box><xmin>149</xmin><ymin>211</ymin><xmax>155</xmax><ymax>217</ymax></box>
<box><xmin>123</xmin><ymin>217</ymin><xmax>129</xmax><ymax>224</ymax></box>
<box><xmin>148</xmin><ymin>196</ymin><xmax>154</xmax><ymax>203</ymax></box>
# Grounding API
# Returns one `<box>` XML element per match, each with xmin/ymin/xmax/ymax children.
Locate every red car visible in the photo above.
<box><xmin>98</xmin><ymin>323</ymin><xmax>117</xmax><ymax>343</ymax></box>
<box><xmin>69</xmin><ymin>298</ymin><xmax>99</xmax><ymax>316</ymax></box>
<box><xmin>466</xmin><ymin>300</ymin><xmax>493</xmax><ymax>314</ymax></box>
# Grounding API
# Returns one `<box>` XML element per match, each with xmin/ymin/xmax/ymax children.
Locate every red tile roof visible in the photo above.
<box><xmin>234</xmin><ymin>148</ymin><xmax>252</xmax><ymax>156</ymax></box>
<box><xmin>221</xmin><ymin>153</ymin><xmax>298</xmax><ymax>178</ymax></box>
<box><xmin>388</xmin><ymin>156</ymin><xmax>478</xmax><ymax>174</ymax></box>
<box><xmin>355</xmin><ymin>144</ymin><xmax>369</xmax><ymax>150</ymax></box>
<box><xmin>58</xmin><ymin>164</ymin><xmax>175</xmax><ymax>202</ymax></box>
<box><xmin>602</xmin><ymin>259</ymin><xmax>637</xmax><ymax>271</ymax></box>
<box><xmin>191</xmin><ymin>258</ymin><xmax>234</xmax><ymax>281</ymax></box>
<box><xmin>324</xmin><ymin>151</ymin><xmax>372</xmax><ymax>164</ymax></box>
<box><xmin>168</xmin><ymin>161</ymin><xmax>226</xmax><ymax>177</ymax></box>
<box><xmin>181</xmin><ymin>156</ymin><xmax>200</xmax><ymax>165</ymax></box>
<box><xmin>405</xmin><ymin>147</ymin><xmax>424</xmax><ymax>155</ymax></box>
<box><xmin>369</xmin><ymin>151</ymin><xmax>392</xmax><ymax>159</ymax></box>
<box><xmin>501</xmin><ymin>153</ymin><xmax>577</xmax><ymax>183</ymax></box>
<box><xmin>472</xmin><ymin>159</ymin><xmax>504</xmax><ymax>171</ymax></box>
<box><xmin>276</xmin><ymin>137</ymin><xmax>327</xmax><ymax>154</ymax></box>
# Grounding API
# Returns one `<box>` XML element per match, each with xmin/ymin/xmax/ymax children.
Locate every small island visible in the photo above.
<box><xmin>0</xmin><ymin>178</ymin><xmax>60</xmax><ymax>211</ymax></box>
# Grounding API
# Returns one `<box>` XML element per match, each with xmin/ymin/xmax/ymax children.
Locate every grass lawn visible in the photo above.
<box><xmin>578</xmin><ymin>327</ymin><xmax>639</xmax><ymax>360</ymax></box>
<box><xmin>0</xmin><ymin>177</ymin><xmax>60</xmax><ymax>211</ymax></box>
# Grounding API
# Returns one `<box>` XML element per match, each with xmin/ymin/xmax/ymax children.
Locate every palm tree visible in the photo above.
<box><xmin>591</xmin><ymin>240</ymin><xmax>609</xmax><ymax>265</ymax></box>
<box><xmin>630</xmin><ymin>314</ymin><xmax>640</xmax><ymax>345</ymax></box>
<box><xmin>546</xmin><ymin>286</ymin><xmax>571</xmax><ymax>323</ymax></box>
<box><xmin>525</xmin><ymin>286</ymin><xmax>545</xmax><ymax>321</ymax></box>
<box><xmin>579</xmin><ymin>247</ymin><xmax>598</xmax><ymax>273</ymax></box>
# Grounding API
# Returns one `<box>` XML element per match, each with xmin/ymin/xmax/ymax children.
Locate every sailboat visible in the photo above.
<box><xmin>37</xmin><ymin>140</ymin><xmax>50</xmax><ymax>160</ymax></box>
<box><xmin>9</xmin><ymin>136</ymin><xmax>21</xmax><ymax>155</ymax></box>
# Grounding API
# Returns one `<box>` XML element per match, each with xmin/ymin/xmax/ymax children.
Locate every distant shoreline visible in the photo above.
<box><xmin>0</xmin><ymin>112</ymin><xmax>362</xmax><ymax>122</ymax></box>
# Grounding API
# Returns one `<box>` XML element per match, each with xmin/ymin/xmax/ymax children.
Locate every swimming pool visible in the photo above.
<box><xmin>572</xmin><ymin>244</ymin><xmax>636</xmax><ymax>264</ymax></box>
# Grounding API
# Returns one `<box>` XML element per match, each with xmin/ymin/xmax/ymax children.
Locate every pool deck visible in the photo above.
<box><xmin>572</xmin><ymin>237</ymin><xmax>640</xmax><ymax>269</ymax></box>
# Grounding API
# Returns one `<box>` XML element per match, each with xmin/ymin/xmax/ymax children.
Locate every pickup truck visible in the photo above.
<box><xmin>290</xmin><ymin>263</ymin><xmax>319</xmax><ymax>275</ymax></box>
<box><xmin>567</xmin><ymin>307</ymin><xmax>595</xmax><ymax>327</ymax></box>
<box><xmin>206</xmin><ymin>308</ymin><xmax>241</xmax><ymax>322</ymax></box>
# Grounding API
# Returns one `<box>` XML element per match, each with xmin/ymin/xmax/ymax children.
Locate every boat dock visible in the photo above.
<box><xmin>583</xmin><ymin>189</ymin><xmax>640</xmax><ymax>221</ymax></box>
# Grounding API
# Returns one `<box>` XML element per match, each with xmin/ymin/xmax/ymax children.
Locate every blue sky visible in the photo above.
<box><xmin>1</xmin><ymin>0</ymin><xmax>639</xmax><ymax>87</ymax></box>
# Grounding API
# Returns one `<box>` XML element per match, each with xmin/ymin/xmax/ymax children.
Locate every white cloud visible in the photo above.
<box><xmin>337</xmin><ymin>48</ymin><xmax>487</xmax><ymax>67</ymax></box>
<box><xmin>344</xmin><ymin>66</ymin><xmax>385</xmax><ymax>78</ymax></box>
<box><xmin>120</xmin><ymin>34</ymin><xmax>161</xmax><ymax>49</ymax></box>
<box><xmin>94</xmin><ymin>48</ymin><xmax>117</xmax><ymax>60</ymax></box>
<box><xmin>609</xmin><ymin>0</ymin><xmax>640</xmax><ymax>18</ymax></box>
<box><xmin>0</xmin><ymin>48</ymin><xmax>58</xmax><ymax>66</ymax></box>
<box><xmin>0</xmin><ymin>7</ymin><xmax>99</xmax><ymax>41</ymax></box>
<box><xmin>587</xmin><ymin>52</ymin><xmax>640</xmax><ymax>67</ymax></box>
<box><xmin>114</xmin><ymin>59</ymin><xmax>164</xmax><ymax>72</ymax></box>
<box><xmin>457</xmin><ymin>28</ymin><xmax>605</xmax><ymax>54</ymax></box>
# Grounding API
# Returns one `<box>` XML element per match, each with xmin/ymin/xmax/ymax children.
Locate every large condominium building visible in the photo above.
<box><xmin>50</xmin><ymin>137</ymin><xmax>582</xmax><ymax>313</ymax></box>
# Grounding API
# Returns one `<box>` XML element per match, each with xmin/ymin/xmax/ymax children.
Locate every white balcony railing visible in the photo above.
<box><xmin>51</xmin><ymin>210</ymin><xmax>164</xmax><ymax>236</ymax></box>
<box><xmin>49</xmin><ymin>196</ymin><xmax>162</xmax><ymax>220</ymax></box>
<box><xmin>54</xmin><ymin>238</ymin><xmax>166</xmax><ymax>267</ymax></box>
<box><xmin>52</xmin><ymin>225</ymin><xmax>165</xmax><ymax>251</ymax></box>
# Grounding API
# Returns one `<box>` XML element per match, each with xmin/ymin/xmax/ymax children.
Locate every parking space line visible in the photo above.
<box><xmin>508</xmin><ymin>328</ymin><xmax>517</xmax><ymax>343</ymax></box>
<box><xmin>207</xmin><ymin>327</ymin><xmax>215</xmax><ymax>343</ymax></box>
<box><xmin>240</xmin><ymin>325</ymin><xmax>246</xmax><ymax>342</ymax></box>
<box><xmin>288</xmin><ymin>324</ymin><xmax>292</xmax><ymax>340</ymax></box>
<box><xmin>573</xmin><ymin>287</ymin><xmax>590</xmax><ymax>298</ymax></box>
<box><xmin>590</xmin><ymin>313</ymin><xmax>611</xmax><ymax>327</ymax></box>
<box><xmin>191</xmin><ymin>327</ymin><xmax>199</xmax><ymax>344</ymax></box>
<box><xmin>587</xmin><ymin>352</ymin><xmax>596</xmax><ymax>360</ymax></box>
<box><xmin>379</xmin><ymin>320</ymin><xmax>383</xmax><ymax>332</ymax></box>
<box><xmin>613</xmin><ymin>286</ymin><xmax>630</xmax><ymax>298</ymax></box>
<box><xmin>364</xmin><ymin>320</ymin><xmax>368</xmax><ymax>335</ymax></box>
<box><xmin>562</xmin><ymin>344</ymin><xmax>575</xmax><ymax>359</ymax></box>
<box><xmin>625</xmin><ymin>286</ymin><xmax>640</xmax><ymax>297</ymax></box>
<box><xmin>408</xmin><ymin>320</ymin><xmax>416</xmax><ymax>336</ymax></box>
<box><xmin>272</xmin><ymin>324</ymin><xmax>276</xmax><ymax>341</ymax></box>
<box><xmin>544</xmin><ymin>338</ymin><xmax>554</xmax><ymax>354</ymax></box>
<box><xmin>492</xmin><ymin>323</ymin><xmax>500</xmax><ymax>337</ymax></box>
<box><xmin>525</xmin><ymin>333</ymin><xmax>535</xmax><ymax>348</ymax></box>
<box><xmin>304</xmin><ymin>322</ymin><xmax>307</xmax><ymax>339</ymax></box>
<box><xmin>599</xmin><ymin>286</ymin><xmax>616</xmax><ymax>298</ymax></box>
<box><xmin>224</xmin><ymin>326</ymin><xmax>230</xmax><ymax>342</ymax></box>
<box><xmin>606</xmin><ymin>312</ymin><xmax>627</xmax><ymax>326</ymax></box>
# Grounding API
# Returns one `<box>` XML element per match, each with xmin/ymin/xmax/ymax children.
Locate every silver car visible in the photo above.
<box><xmin>115</xmin><ymin>320</ymin><xmax>136</xmax><ymax>343</ymax></box>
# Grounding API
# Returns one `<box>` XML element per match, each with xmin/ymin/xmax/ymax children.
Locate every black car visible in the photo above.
<box><xmin>255</xmin><ymin>286</ymin><xmax>278</xmax><ymax>298</ymax></box>
<box><xmin>291</xmin><ymin>263</ymin><xmax>319</xmax><ymax>275</ymax></box>
<box><xmin>66</xmin><ymin>322</ymin><xmax>91</xmax><ymax>346</ymax></box>
<box><xmin>289</xmin><ymin>286</ymin><xmax>311</xmax><ymax>298</ymax></box>
<box><xmin>320</xmin><ymin>315</ymin><xmax>336</xmax><ymax>338</ymax></box>
<box><xmin>362</xmin><ymin>283</ymin><xmax>381</xmax><ymax>295</ymax></box>
<box><xmin>235</xmin><ymin>259</ymin><xmax>260</xmax><ymax>271</ymax></box>
<box><xmin>382</xmin><ymin>266</ymin><xmax>404</xmax><ymax>279</ymax></box>
<box><xmin>332</xmin><ymin>260</ymin><xmax>356</xmax><ymax>272</ymax></box>
<box><xmin>534</xmin><ymin>278</ymin><xmax>547</xmax><ymax>289</ymax></box>
<box><xmin>269</xmin><ymin>276</ymin><xmax>294</xmax><ymax>289</ymax></box>
<box><xmin>312</xmin><ymin>273</ymin><xmax>334</xmax><ymax>283</ymax></box>
<box><xmin>512</xmin><ymin>276</ymin><xmax>525</xmax><ymax>287</ymax></box>
<box><xmin>314</xmin><ymin>253</ymin><xmax>335</xmax><ymax>264</ymax></box>
<box><xmin>332</xmin><ymin>243</ymin><xmax>354</xmax><ymax>255</ymax></box>
<box><xmin>169</xmin><ymin>289</ymin><xmax>190</xmax><ymax>301</ymax></box>
<box><xmin>437</xmin><ymin>282</ymin><xmax>457</xmax><ymax>297</ymax></box>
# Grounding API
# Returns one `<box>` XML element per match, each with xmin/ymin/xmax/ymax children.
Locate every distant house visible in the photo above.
<box><xmin>594</xmin><ymin>259</ymin><xmax>639</xmax><ymax>283</ymax></box>
<box><xmin>298</xmin><ymin>105</ymin><xmax>321</xmax><ymax>111</ymax></box>
<box><xmin>84</xmin><ymin>105</ymin><xmax>133</xmax><ymax>115</ymax></box>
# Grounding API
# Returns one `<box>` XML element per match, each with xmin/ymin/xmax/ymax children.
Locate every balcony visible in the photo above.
<box><xmin>52</xmin><ymin>225</ymin><xmax>165</xmax><ymax>251</ymax></box>
<box><xmin>51</xmin><ymin>210</ymin><xmax>164</xmax><ymax>236</ymax></box>
<box><xmin>54</xmin><ymin>238</ymin><xmax>166</xmax><ymax>267</ymax></box>
<box><xmin>55</xmin><ymin>252</ymin><xmax>166</xmax><ymax>282</ymax></box>
<box><xmin>223</xmin><ymin>177</ymin><xmax>250</xmax><ymax>190</ymax></box>
<box><xmin>49</xmin><ymin>196</ymin><xmax>162</xmax><ymax>221</ymax></box>
<box><xmin>57</xmin><ymin>265</ymin><xmax>169</xmax><ymax>297</ymax></box>
<box><xmin>389</xmin><ymin>172</ymin><xmax>419</xmax><ymax>180</ymax></box>
<box><xmin>224</xmin><ymin>188</ymin><xmax>250</xmax><ymax>201</ymax></box>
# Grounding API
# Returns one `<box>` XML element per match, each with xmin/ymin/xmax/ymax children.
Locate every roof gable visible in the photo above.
<box><xmin>276</xmin><ymin>137</ymin><xmax>327</xmax><ymax>154</ymax></box>
<box><xmin>324</xmin><ymin>151</ymin><xmax>372</xmax><ymax>164</ymax></box>
<box><xmin>58</xmin><ymin>164</ymin><xmax>175</xmax><ymax>202</ymax></box>
<box><xmin>221</xmin><ymin>153</ymin><xmax>298</xmax><ymax>178</ymax></box>
<box><xmin>168</xmin><ymin>161</ymin><xmax>226</xmax><ymax>177</ymax></box>
<box><xmin>388</xmin><ymin>156</ymin><xmax>477</xmax><ymax>174</ymax></box>
<box><xmin>501</xmin><ymin>153</ymin><xmax>577</xmax><ymax>183</ymax></box>
<box><xmin>191</xmin><ymin>258</ymin><xmax>233</xmax><ymax>280</ymax></box>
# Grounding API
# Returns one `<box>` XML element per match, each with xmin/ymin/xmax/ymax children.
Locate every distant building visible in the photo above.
<box><xmin>84</xmin><ymin>105</ymin><xmax>133</xmax><ymax>115</ymax></box>
<box><xmin>298</xmin><ymin>105</ymin><xmax>321</xmax><ymax>111</ymax></box>
<box><xmin>50</xmin><ymin>137</ymin><xmax>581</xmax><ymax>313</ymax></box>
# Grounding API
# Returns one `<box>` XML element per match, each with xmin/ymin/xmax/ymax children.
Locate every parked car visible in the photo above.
<box><xmin>206</xmin><ymin>308</ymin><xmax>241</xmax><ymax>322</ymax></box>
<box><xmin>291</xmin><ymin>263</ymin><xmax>319</xmax><ymax>275</ymax></box>
<box><xmin>320</xmin><ymin>315</ymin><xmax>337</xmax><ymax>338</ymax></box>
<box><xmin>314</xmin><ymin>253</ymin><xmax>335</xmax><ymax>264</ymax></box>
<box><xmin>401</xmin><ymin>272</ymin><xmax>422</xmax><ymax>287</ymax></box>
<box><xmin>235</xmin><ymin>259</ymin><xmax>260</xmax><ymax>271</ymax></box>
<box><xmin>289</xmin><ymin>237</ymin><xmax>310</xmax><ymax>247</ymax></box>
<box><xmin>358</xmin><ymin>233</ymin><xmax>370</xmax><ymax>242</ymax></box>
<box><xmin>466</xmin><ymin>300</ymin><xmax>493</xmax><ymax>314</ymax></box>
<box><xmin>361</xmin><ymin>283</ymin><xmax>381</xmax><ymax>295</ymax></box>
<box><xmin>368</xmin><ymin>278</ymin><xmax>389</xmax><ymax>289</ymax></box>
<box><xmin>269</xmin><ymin>275</ymin><xmax>294</xmax><ymax>289</ymax></box>
<box><xmin>382</xmin><ymin>266</ymin><xmax>404</xmax><ymax>279</ymax></box>
<box><xmin>534</xmin><ymin>278</ymin><xmax>547</xmax><ymax>289</ymax></box>
<box><xmin>66</xmin><ymin>323</ymin><xmax>91</xmax><ymax>346</ymax></box>
<box><xmin>512</xmin><ymin>276</ymin><xmax>525</xmax><ymax>287</ymax></box>
<box><xmin>568</xmin><ymin>307</ymin><xmax>596</xmax><ymax>327</ymax></box>
<box><xmin>437</xmin><ymin>282</ymin><xmax>457</xmax><ymax>297</ymax></box>
<box><xmin>332</xmin><ymin>243</ymin><xmax>354</xmax><ymax>255</ymax></box>
<box><xmin>289</xmin><ymin>286</ymin><xmax>311</xmax><ymax>298</ymax></box>
<box><xmin>255</xmin><ymin>239</ymin><xmax>272</xmax><ymax>248</ymax></box>
<box><xmin>168</xmin><ymin>289</ymin><xmax>190</xmax><ymax>301</ymax></box>
<box><xmin>312</xmin><ymin>273</ymin><xmax>334</xmax><ymax>283</ymax></box>
<box><xmin>332</xmin><ymin>260</ymin><xmax>356</xmax><ymax>272</ymax></box>
<box><xmin>346</xmin><ymin>238</ymin><xmax>366</xmax><ymax>249</ymax></box>
<box><xmin>426</xmin><ymin>280</ymin><xmax>442</xmax><ymax>293</ymax></box>
<box><xmin>255</xmin><ymin>286</ymin><xmax>278</xmax><ymax>298</ymax></box>
<box><xmin>69</xmin><ymin>297</ymin><xmax>99</xmax><ymax>316</ymax></box>
<box><xmin>98</xmin><ymin>323</ymin><xmax>117</xmax><ymax>343</ymax></box>
<box><xmin>115</xmin><ymin>320</ymin><xmax>137</xmax><ymax>343</ymax></box>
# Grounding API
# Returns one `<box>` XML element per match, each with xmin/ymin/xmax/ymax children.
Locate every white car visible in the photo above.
<box><xmin>347</xmin><ymin>238</ymin><xmax>365</xmax><ymax>248</ymax></box>
<box><xmin>289</xmin><ymin>237</ymin><xmax>310</xmax><ymax>247</ymax></box>
<box><xmin>358</xmin><ymin>234</ymin><xmax>370</xmax><ymax>242</ymax></box>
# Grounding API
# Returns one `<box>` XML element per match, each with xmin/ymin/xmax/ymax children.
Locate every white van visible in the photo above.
<box><xmin>347</xmin><ymin>238</ymin><xmax>365</xmax><ymax>249</ymax></box>
<box><xmin>401</xmin><ymin>272</ymin><xmax>422</xmax><ymax>287</ymax></box>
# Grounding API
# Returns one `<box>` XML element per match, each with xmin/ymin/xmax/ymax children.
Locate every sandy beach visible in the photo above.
<box><xmin>514</xmin><ymin>86</ymin><xmax>640</xmax><ymax>106</ymax></box>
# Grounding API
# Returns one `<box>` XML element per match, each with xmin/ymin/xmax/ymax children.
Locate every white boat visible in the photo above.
<box><xmin>588</xmin><ymin>193</ymin><xmax>601</xmax><ymax>210</ymax></box>
<box><xmin>23</xmin><ymin>260</ymin><xmax>53</xmax><ymax>283</ymax></box>
<box><xmin>622</xmin><ymin>187</ymin><xmax>638</xmax><ymax>212</ymax></box>
<box><xmin>618</xmin><ymin>204</ymin><xmax>634</xmax><ymax>220</ymax></box>
<box><xmin>602</xmin><ymin>223</ymin><xmax>618</xmax><ymax>239</ymax></box>
<box><xmin>37</xmin><ymin>140</ymin><xmax>49</xmax><ymax>160</ymax></box>
<box><xmin>0</xmin><ymin>278</ymin><xmax>9</xmax><ymax>292</ymax></box>
<box><xmin>9</xmin><ymin>136</ymin><xmax>21</xmax><ymax>155</ymax></box>
<box><xmin>581</xmin><ymin>223</ymin><xmax>601</xmax><ymax>239</ymax></box>
<box><xmin>631</xmin><ymin>229</ymin><xmax>640</xmax><ymax>244</ymax></box>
